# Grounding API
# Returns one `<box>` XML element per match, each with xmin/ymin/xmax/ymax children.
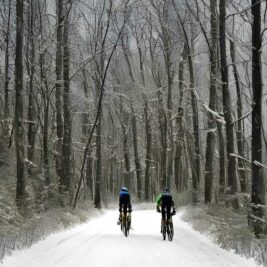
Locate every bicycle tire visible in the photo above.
<box><xmin>168</xmin><ymin>222</ymin><xmax>174</xmax><ymax>241</ymax></box>
<box><xmin>127</xmin><ymin>218</ymin><xmax>130</xmax><ymax>236</ymax></box>
<box><xmin>162</xmin><ymin>221</ymin><xmax>166</xmax><ymax>240</ymax></box>
<box><xmin>124</xmin><ymin>224</ymin><xmax>128</xmax><ymax>237</ymax></box>
<box><xmin>123</xmin><ymin>215</ymin><xmax>129</xmax><ymax>237</ymax></box>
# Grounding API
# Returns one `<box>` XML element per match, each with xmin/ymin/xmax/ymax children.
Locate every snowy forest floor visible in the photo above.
<box><xmin>183</xmin><ymin>203</ymin><xmax>267</xmax><ymax>266</ymax></box>
<box><xmin>0</xmin><ymin>153</ymin><xmax>103</xmax><ymax>261</ymax></box>
<box><xmin>0</xmin><ymin>201</ymin><xmax>102</xmax><ymax>261</ymax></box>
<box><xmin>1</xmin><ymin>208</ymin><xmax>261</xmax><ymax>267</ymax></box>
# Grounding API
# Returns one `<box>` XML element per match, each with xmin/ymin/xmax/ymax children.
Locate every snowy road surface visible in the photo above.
<box><xmin>1</xmin><ymin>210</ymin><xmax>260</xmax><ymax>267</ymax></box>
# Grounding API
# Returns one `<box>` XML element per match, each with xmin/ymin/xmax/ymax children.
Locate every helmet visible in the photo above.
<box><xmin>163</xmin><ymin>187</ymin><xmax>170</xmax><ymax>193</ymax></box>
<box><xmin>121</xmin><ymin>186</ymin><xmax>128</xmax><ymax>192</ymax></box>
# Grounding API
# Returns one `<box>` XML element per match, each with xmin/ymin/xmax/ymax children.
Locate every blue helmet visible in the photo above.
<box><xmin>121</xmin><ymin>186</ymin><xmax>128</xmax><ymax>192</ymax></box>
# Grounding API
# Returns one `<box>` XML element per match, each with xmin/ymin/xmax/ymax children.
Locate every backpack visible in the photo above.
<box><xmin>161</xmin><ymin>192</ymin><xmax>173</xmax><ymax>207</ymax></box>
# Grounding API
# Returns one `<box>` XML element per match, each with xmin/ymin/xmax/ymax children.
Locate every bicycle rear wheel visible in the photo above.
<box><xmin>124</xmin><ymin>224</ymin><xmax>128</xmax><ymax>237</ymax></box>
<box><xmin>123</xmin><ymin>215</ymin><xmax>129</xmax><ymax>237</ymax></box>
<box><xmin>127</xmin><ymin>216</ymin><xmax>130</xmax><ymax>236</ymax></box>
<box><xmin>168</xmin><ymin>222</ymin><xmax>174</xmax><ymax>241</ymax></box>
<box><xmin>120</xmin><ymin>213</ymin><xmax>124</xmax><ymax>232</ymax></box>
<box><xmin>162</xmin><ymin>221</ymin><xmax>166</xmax><ymax>240</ymax></box>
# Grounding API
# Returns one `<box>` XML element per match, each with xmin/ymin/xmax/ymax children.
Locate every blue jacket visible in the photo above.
<box><xmin>119</xmin><ymin>190</ymin><xmax>131</xmax><ymax>210</ymax></box>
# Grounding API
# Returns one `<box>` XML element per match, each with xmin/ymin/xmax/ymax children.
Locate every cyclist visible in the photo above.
<box><xmin>117</xmin><ymin>186</ymin><xmax>132</xmax><ymax>226</ymax></box>
<box><xmin>156</xmin><ymin>187</ymin><xmax>176</xmax><ymax>232</ymax></box>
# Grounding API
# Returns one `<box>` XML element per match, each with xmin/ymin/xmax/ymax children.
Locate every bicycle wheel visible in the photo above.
<box><xmin>168</xmin><ymin>222</ymin><xmax>174</xmax><ymax>241</ymax></box>
<box><xmin>126</xmin><ymin>216</ymin><xmax>130</xmax><ymax>236</ymax></box>
<box><xmin>124</xmin><ymin>224</ymin><xmax>128</xmax><ymax>237</ymax></box>
<box><xmin>123</xmin><ymin>214</ymin><xmax>129</xmax><ymax>237</ymax></box>
<box><xmin>162</xmin><ymin>221</ymin><xmax>166</xmax><ymax>240</ymax></box>
<box><xmin>120</xmin><ymin>214</ymin><xmax>124</xmax><ymax>232</ymax></box>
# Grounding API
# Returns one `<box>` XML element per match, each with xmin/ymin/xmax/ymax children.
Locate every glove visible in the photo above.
<box><xmin>171</xmin><ymin>208</ymin><xmax>176</xmax><ymax>216</ymax></box>
<box><xmin>128</xmin><ymin>207</ymin><xmax>132</xmax><ymax>213</ymax></box>
<box><xmin>119</xmin><ymin>208</ymin><xmax>122</xmax><ymax>212</ymax></box>
<box><xmin>156</xmin><ymin>206</ymin><xmax>160</xmax><ymax>213</ymax></box>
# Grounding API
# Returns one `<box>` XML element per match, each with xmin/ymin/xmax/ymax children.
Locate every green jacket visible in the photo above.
<box><xmin>156</xmin><ymin>194</ymin><xmax>162</xmax><ymax>205</ymax></box>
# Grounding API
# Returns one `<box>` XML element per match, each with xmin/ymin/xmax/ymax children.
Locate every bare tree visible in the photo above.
<box><xmin>250</xmin><ymin>0</ymin><xmax>265</xmax><ymax>238</ymax></box>
<box><xmin>172</xmin><ymin>0</ymin><xmax>200</xmax><ymax>202</ymax></box>
<box><xmin>15</xmin><ymin>0</ymin><xmax>27</xmax><ymax>209</ymax></box>
<box><xmin>61</xmin><ymin>3</ymin><xmax>73</xmax><ymax>195</ymax></box>
<box><xmin>204</xmin><ymin>0</ymin><xmax>218</xmax><ymax>203</ymax></box>
<box><xmin>3</xmin><ymin>0</ymin><xmax>12</xmax><ymax>134</ymax></box>
<box><xmin>55</xmin><ymin>0</ymin><xmax>64</xmax><ymax>181</ymax></box>
<box><xmin>219</xmin><ymin>0</ymin><xmax>238</xmax><ymax>208</ymax></box>
<box><xmin>26</xmin><ymin>0</ymin><xmax>37</xmax><ymax>174</ymax></box>
<box><xmin>230</xmin><ymin>39</ymin><xmax>247</xmax><ymax>193</ymax></box>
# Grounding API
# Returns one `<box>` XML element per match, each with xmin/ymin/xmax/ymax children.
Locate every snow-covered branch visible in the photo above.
<box><xmin>202</xmin><ymin>103</ymin><xmax>226</xmax><ymax>125</ymax></box>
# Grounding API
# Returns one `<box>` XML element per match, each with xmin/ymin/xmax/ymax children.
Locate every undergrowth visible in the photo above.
<box><xmin>0</xmin><ymin>202</ymin><xmax>101</xmax><ymax>261</ymax></box>
<box><xmin>0</xmin><ymin>155</ymin><xmax>101</xmax><ymax>261</ymax></box>
<box><xmin>182</xmin><ymin>203</ymin><xmax>267</xmax><ymax>266</ymax></box>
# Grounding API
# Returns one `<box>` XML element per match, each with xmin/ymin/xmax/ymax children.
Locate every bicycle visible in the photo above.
<box><xmin>120</xmin><ymin>211</ymin><xmax>131</xmax><ymax>237</ymax></box>
<box><xmin>160</xmin><ymin>208</ymin><xmax>174</xmax><ymax>241</ymax></box>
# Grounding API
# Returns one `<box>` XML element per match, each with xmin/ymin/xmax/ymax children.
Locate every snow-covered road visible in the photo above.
<box><xmin>1</xmin><ymin>210</ymin><xmax>260</xmax><ymax>267</ymax></box>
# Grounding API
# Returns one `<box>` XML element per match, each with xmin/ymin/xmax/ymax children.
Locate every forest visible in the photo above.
<box><xmin>0</xmin><ymin>0</ymin><xmax>267</xmax><ymax>264</ymax></box>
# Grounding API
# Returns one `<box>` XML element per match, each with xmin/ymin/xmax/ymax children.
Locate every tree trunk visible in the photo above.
<box><xmin>94</xmin><ymin>109</ymin><xmax>102</xmax><ymax>208</ymax></box>
<box><xmin>178</xmin><ymin>45</ymin><xmax>187</xmax><ymax>107</ymax></box>
<box><xmin>205</xmin><ymin>0</ymin><xmax>218</xmax><ymax>203</ymax></box>
<box><xmin>61</xmin><ymin>14</ymin><xmax>72</xmax><ymax>193</ymax></box>
<box><xmin>15</xmin><ymin>0</ymin><xmax>27</xmax><ymax>210</ymax></box>
<box><xmin>131</xmin><ymin>103</ymin><xmax>142</xmax><ymax>200</ymax></box>
<box><xmin>158</xmin><ymin>90</ymin><xmax>167</xmax><ymax>189</ymax></box>
<box><xmin>27</xmin><ymin>0</ymin><xmax>36</xmax><ymax>173</ymax></box>
<box><xmin>144</xmin><ymin>96</ymin><xmax>152</xmax><ymax>201</ymax></box>
<box><xmin>86</xmin><ymin>154</ymin><xmax>94</xmax><ymax>200</ymax></box>
<box><xmin>174</xmin><ymin>46</ymin><xmax>187</xmax><ymax>192</ymax></box>
<box><xmin>109</xmin><ymin>150</ymin><xmax>115</xmax><ymax>195</ymax></box>
<box><xmin>4</xmin><ymin>0</ymin><xmax>11</xmax><ymax>122</ymax></box>
<box><xmin>172</xmin><ymin>0</ymin><xmax>200</xmax><ymax>203</ymax></box>
<box><xmin>1</xmin><ymin>0</ymin><xmax>12</xmax><ymax>150</ymax></box>
<box><xmin>174</xmin><ymin>107</ymin><xmax>184</xmax><ymax>192</ymax></box>
<box><xmin>251</xmin><ymin>0</ymin><xmax>265</xmax><ymax>238</ymax></box>
<box><xmin>81</xmin><ymin>70</ymin><xmax>89</xmax><ymax>144</ymax></box>
<box><xmin>218</xmin><ymin>123</ymin><xmax>226</xmax><ymax>194</ymax></box>
<box><xmin>136</xmin><ymin>39</ymin><xmax>151</xmax><ymax>200</ymax></box>
<box><xmin>158</xmin><ymin>2</ymin><xmax>173</xmax><ymax>188</ymax></box>
<box><xmin>230</xmin><ymin>40</ymin><xmax>247</xmax><ymax>193</ymax></box>
<box><xmin>219</xmin><ymin>0</ymin><xmax>238</xmax><ymax>208</ymax></box>
<box><xmin>164</xmin><ymin>37</ymin><xmax>173</xmax><ymax>189</ymax></box>
<box><xmin>188</xmin><ymin>52</ymin><xmax>200</xmax><ymax>201</ymax></box>
<box><xmin>43</xmin><ymin>100</ymin><xmax>50</xmax><ymax>187</ymax></box>
<box><xmin>122</xmin><ymin>111</ymin><xmax>131</xmax><ymax>190</ymax></box>
<box><xmin>81</xmin><ymin>70</ymin><xmax>94</xmax><ymax>200</ymax></box>
<box><xmin>172</xmin><ymin>0</ymin><xmax>201</xmax><ymax>203</ymax></box>
<box><xmin>55</xmin><ymin>0</ymin><xmax>64</xmax><ymax>180</ymax></box>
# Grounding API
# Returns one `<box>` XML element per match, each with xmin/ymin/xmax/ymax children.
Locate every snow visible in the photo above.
<box><xmin>202</xmin><ymin>103</ymin><xmax>226</xmax><ymax>124</ymax></box>
<box><xmin>253</xmin><ymin>160</ymin><xmax>267</xmax><ymax>169</ymax></box>
<box><xmin>229</xmin><ymin>153</ymin><xmax>251</xmax><ymax>163</ymax></box>
<box><xmin>229</xmin><ymin>153</ymin><xmax>267</xmax><ymax>169</ymax></box>
<box><xmin>1</xmin><ymin>210</ymin><xmax>261</xmax><ymax>267</ymax></box>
